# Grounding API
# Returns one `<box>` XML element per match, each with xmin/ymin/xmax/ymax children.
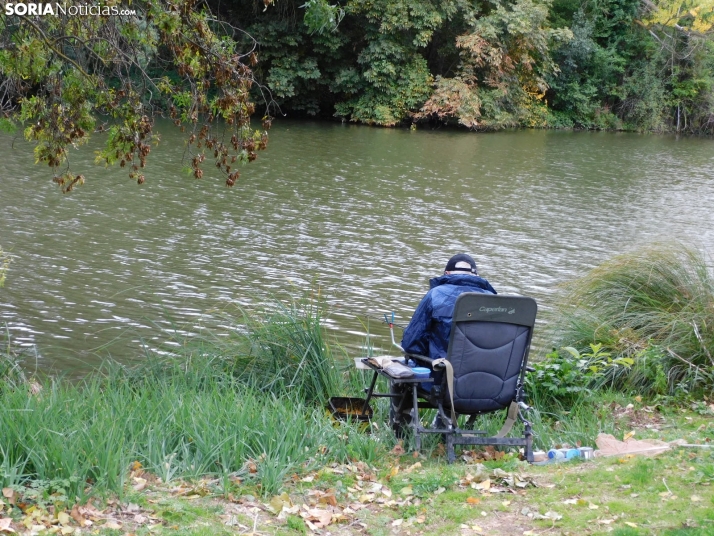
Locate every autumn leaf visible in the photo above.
<box><xmin>0</xmin><ymin>490</ymin><xmax>14</xmax><ymax>507</ymax></box>
<box><xmin>57</xmin><ymin>511</ymin><xmax>71</xmax><ymax>526</ymax></box>
<box><xmin>301</xmin><ymin>508</ymin><xmax>332</xmax><ymax>528</ymax></box>
<box><xmin>466</xmin><ymin>497</ymin><xmax>481</xmax><ymax>505</ymax></box>
<box><xmin>390</xmin><ymin>443</ymin><xmax>405</xmax><ymax>456</ymax></box>
<box><xmin>269</xmin><ymin>492</ymin><xmax>292</xmax><ymax>513</ymax></box>
<box><xmin>0</xmin><ymin>518</ymin><xmax>15</xmax><ymax>534</ymax></box>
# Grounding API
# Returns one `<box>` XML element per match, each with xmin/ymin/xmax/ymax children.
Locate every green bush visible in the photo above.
<box><xmin>527</xmin><ymin>343</ymin><xmax>633</xmax><ymax>405</ymax></box>
<box><xmin>553</xmin><ymin>243</ymin><xmax>714</xmax><ymax>396</ymax></box>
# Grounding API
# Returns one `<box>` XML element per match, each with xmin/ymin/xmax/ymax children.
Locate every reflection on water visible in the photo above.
<box><xmin>1</xmin><ymin>122</ymin><xmax>713</xmax><ymax>372</ymax></box>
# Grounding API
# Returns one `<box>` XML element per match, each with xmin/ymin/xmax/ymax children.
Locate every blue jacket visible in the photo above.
<box><xmin>401</xmin><ymin>274</ymin><xmax>496</xmax><ymax>360</ymax></box>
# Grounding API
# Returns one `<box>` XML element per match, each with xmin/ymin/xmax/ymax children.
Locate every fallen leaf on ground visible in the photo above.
<box><xmin>0</xmin><ymin>491</ymin><xmax>13</xmax><ymax>506</ymax></box>
<box><xmin>466</xmin><ymin>497</ymin><xmax>481</xmax><ymax>505</ymax></box>
<box><xmin>269</xmin><ymin>493</ymin><xmax>292</xmax><ymax>513</ymax></box>
<box><xmin>0</xmin><ymin>518</ymin><xmax>15</xmax><ymax>534</ymax></box>
<box><xmin>473</xmin><ymin>479</ymin><xmax>491</xmax><ymax>491</ymax></box>
<box><xmin>390</xmin><ymin>443</ymin><xmax>405</xmax><ymax>456</ymax></box>
<box><xmin>301</xmin><ymin>508</ymin><xmax>332</xmax><ymax>529</ymax></box>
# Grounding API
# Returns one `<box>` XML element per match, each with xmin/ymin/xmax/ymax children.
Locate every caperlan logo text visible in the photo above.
<box><xmin>478</xmin><ymin>306</ymin><xmax>517</xmax><ymax>315</ymax></box>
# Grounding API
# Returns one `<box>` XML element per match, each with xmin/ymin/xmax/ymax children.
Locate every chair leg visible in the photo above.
<box><xmin>524</xmin><ymin>419</ymin><xmax>534</xmax><ymax>463</ymax></box>
<box><xmin>446</xmin><ymin>434</ymin><xmax>456</xmax><ymax>464</ymax></box>
<box><xmin>412</xmin><ymin>384</ymin><xmax>422</xmax><ymax>452</ymax></box>
<box><xmin>388</xmin><ymin>381</ymin><xmax>413</xmax><ymax>439</ymax></box>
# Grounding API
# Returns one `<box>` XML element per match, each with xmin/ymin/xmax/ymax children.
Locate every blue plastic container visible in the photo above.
<box><xmin>565</xmin><ymin>449</ymin><xmax>581</xmax><ymax>459</ymax></box>
<box><xmin>411</xmin><ymin>366</ymin><xmax>432</xmax><ymax>392</ymax></box>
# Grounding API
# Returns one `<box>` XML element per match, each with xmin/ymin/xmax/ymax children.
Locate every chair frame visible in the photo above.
<box><xmin>362</xmin><ymin>293</ymin><xmax>537</xmax><ymax>463</ymax></box>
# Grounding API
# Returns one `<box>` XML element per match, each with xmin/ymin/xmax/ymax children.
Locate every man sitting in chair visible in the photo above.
<box><xmin>401</xmin><ymin>253</ymin><xmax>497</xmax><ymax>360</ymax></box>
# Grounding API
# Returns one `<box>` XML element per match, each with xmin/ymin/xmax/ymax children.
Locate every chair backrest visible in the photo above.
<box><xmin>445</xmin><ymin>293</ymin><xmax>537</xmax><ymax>414</ymax></box>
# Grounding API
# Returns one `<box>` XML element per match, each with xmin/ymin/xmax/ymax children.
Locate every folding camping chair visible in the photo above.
<box><xmin>365</xmin><ymin>293</ymin><xmax>538</xmax><ymax>463</ymax></box>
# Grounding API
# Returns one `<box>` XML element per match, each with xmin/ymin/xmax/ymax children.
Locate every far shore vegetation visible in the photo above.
<box><xmin>1</xmin><ymin>242</ymin><xmax>714</xmax><ymax>534</ymax></box>
<box><xmin>1</xmin><ymin>0</ymin><xmax>713</xmax><ymax>192</ymax></box>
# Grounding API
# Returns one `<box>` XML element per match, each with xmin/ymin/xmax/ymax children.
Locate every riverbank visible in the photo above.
<box><xmin>1</xmin><ymin>356</ymin><xmax>713</xmax><ymax>535</ymax></box>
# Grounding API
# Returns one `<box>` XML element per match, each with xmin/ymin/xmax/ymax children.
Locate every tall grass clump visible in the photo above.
<box><xmin>159</xmin><ymin>293</ymin><xmax>345</xmax><ymax>404</ymax></box>
<box><xmin>0</xmin><ymin>355</ymin><xmax>386</xmax><ymax>501</ymax></box>
<box><xmin>552</xmin><ymin>242</ymin><xmax>714</xmax><ymax>396</ymax></box>
<box><xmin>1</xmin><ymin>328</ymin><xmax>27</xmax><ymax>390</ymax></box>
<box><xmin>234</xmin><ymin>296</ymin><xmax>343</xmax><ymax>403</ymax></box>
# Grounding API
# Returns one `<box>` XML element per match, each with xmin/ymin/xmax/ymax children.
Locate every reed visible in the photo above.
<box><xmin>554</xmin><ymin>242</ymin><xmax>714</xmax><ymax>395</ymax></box>
<box><xmin>172</xmin><ymin>294</ymin><xmax>345</xmax><ymax>405</ymax></box>
<box><xmin>0</xmin><ymin>355</ymin><xmax>384</xmax><ymax>499</ymax></box>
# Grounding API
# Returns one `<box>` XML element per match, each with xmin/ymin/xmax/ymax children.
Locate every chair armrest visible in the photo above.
<box><xmin>405</xmin><ymin>353</ymin><xmax>436</xmax><ymax>368</ymax></box>
<box><xmin>525</xmin><ymin>366</ymin><xmax>535</xmax><ymax>373</ymax></box>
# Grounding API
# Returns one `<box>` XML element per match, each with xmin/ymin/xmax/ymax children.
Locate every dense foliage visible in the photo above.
<box><xmin>1</xmin><ymin>0</ymin><xmax>712</xmax><ymax>190</ymax></box>
<box><xmin>216</xmin><ymin>0</ymin><xmax>713</xmax><ymax>132</ymax></box>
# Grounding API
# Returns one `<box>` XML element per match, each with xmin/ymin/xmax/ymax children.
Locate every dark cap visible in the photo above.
<box><xmin>445</xmin><ymin>254</ymin><xmax>478</xmax><ymax>275</ymax></box>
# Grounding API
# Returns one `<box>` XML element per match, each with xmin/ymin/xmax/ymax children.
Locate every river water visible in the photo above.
<box><xmin>1</xmin><ymin>121</ymin><xmax>713</xmax><ymax>372</ymax></box>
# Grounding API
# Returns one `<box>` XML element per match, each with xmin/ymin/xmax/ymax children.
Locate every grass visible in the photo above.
<box><xmin>551</xmin><ymin>242</ymin><xmax>714</xmax><ymax>396</ymax></box>
<box><xmin>3</xmin><ymin>398</ymin><xmax>707</xmax><ymax>536</ymax></box>
<box><xmin>0</xmin><ymin>358</ymin><xmax>392</xmax><ymax>500</ymax></box>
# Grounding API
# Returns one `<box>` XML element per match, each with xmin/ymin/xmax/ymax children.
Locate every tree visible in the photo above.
<box><xmin>415</xmin><ymin>0</ymin><xmax>572</xmax><ymax>128</ymax></box>
<box><xmin>0</xmin><ymin>0</ymin><xmax>271</xmax><ymax>192</ymax></box>
<box><xmin>639</xmin><ymin>0</ymin><xmax>714</xmax><ymax>133</ymax></box>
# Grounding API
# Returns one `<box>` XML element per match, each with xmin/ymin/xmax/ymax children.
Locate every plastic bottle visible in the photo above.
<box><xmin>547</xmin><ymin>449</ymin><xmax>565</xmax><ymax>460</ymax></box>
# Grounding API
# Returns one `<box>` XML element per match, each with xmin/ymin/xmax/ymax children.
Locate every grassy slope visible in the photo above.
<box><xmin>1</xmin><ymin>394</ymin><xmax>712</xmax><ymax>536</ymax></box>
